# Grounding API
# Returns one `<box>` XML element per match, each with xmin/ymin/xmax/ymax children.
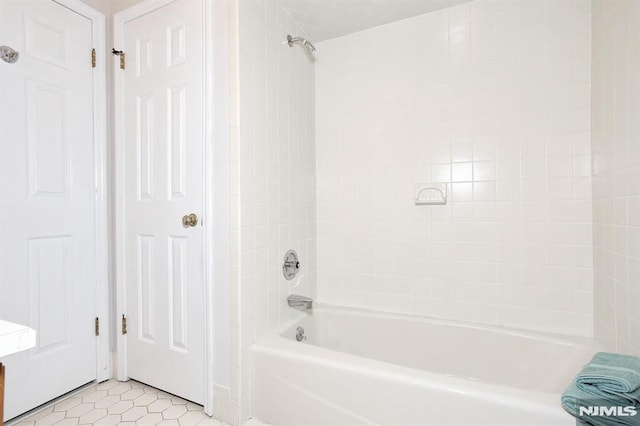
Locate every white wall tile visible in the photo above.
<box><xmin>592</xmin><ymin>0</ymin><xmax>640</xmax><ymax>356</ymax></box>
<box><xmin>315</xmin><ymin>0</ymin><xmax>593</xmax><ymax>336</ymax></box>
<box><xmin>234</xmin><ymin>0</ymin><xmax>316</xmax><ymax>422</ymax></box>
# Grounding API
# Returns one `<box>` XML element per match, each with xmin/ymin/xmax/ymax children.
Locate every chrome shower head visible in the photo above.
<box><xmin>287</xmin><ymin>34</ymin><xmax>316</xmax><ymax>57</ymax></box>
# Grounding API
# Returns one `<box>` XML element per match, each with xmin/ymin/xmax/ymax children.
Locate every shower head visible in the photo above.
<box><xmin>287</xmin><ymin>34</ymin><xmax>316</xmax><ymax>57</ymax></box>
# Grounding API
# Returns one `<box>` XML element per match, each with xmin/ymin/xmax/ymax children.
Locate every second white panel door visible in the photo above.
<box><xmin>120</xmin><ymin>0</ymin><xmax>204</xmax><ymax>404</ymax></box>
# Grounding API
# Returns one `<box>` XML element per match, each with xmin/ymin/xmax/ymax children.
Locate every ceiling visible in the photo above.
<box><xmin>279</xmin><ymin>0</ymin><xmax>473</xmax><ymax>42</ymax></box>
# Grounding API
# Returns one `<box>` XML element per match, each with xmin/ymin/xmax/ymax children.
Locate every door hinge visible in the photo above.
<box><xmin>94</xmin><ymin>317</ymin><xmax>100</xmax><ymax>336</ymax></box>
<box><xmin>91</xmin><ymin>48</ymin><xmax>96</xmax><ymax>68</ymax></box>
<box><xmin>112</xmin><ymin>48</ymin><xmax>125</xmax><ymax>70</ymax></box>
<box><xmin>121</xmin><ymin>314</ymin><xmax>128</xmax><ymax>335</ymax></box>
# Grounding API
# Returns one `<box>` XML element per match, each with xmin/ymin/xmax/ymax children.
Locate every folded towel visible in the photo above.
<box><xmin>577</xmin><ymin>352</ymin><xmax>640</xmax><ymax>405</ymax></box>
<box><xmin>562</xmin><ymin>382</ymin><xmax>636</xmax><ymax>426</ymax></box>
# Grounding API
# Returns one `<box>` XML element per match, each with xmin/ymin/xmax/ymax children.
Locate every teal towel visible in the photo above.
<box><xmin>577</xmin><ymin>352</ymin><xmax>640</xmax><ymax>405</ymax></box>
<box><xmin>562</xmin><ymin>382</ymin><xmax>636</xmax><ymax>426</ymax></box>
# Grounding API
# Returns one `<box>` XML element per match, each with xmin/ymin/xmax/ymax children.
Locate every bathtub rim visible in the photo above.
<box><xmin>276</xmin><ymin>303</ymin><xmax>599</xmax><ymax>348</ymax></box>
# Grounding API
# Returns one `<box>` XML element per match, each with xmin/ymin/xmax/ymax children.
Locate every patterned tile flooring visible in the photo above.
<box><xmin>7</xmin><ymin>380</ymin><xmax>266</xmax><ymax>426</ymax></box>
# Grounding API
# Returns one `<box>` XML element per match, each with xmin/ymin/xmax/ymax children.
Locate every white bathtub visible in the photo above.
<box><xmin>250</xmin><ymin>305</ymin><xmax>599</xmax><ymax>425</ymax></box>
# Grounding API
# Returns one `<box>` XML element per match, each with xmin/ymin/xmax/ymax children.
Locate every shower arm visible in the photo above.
<box><xmin>286</xmin><ymin>34</ymin><xmax>316</xmax><ymax>55</ymax></box>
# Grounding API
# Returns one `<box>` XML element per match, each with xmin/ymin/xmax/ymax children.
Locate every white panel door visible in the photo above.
<box><xmin>121</xmin><ymin>0</ymin><xmax>204</xmax><ymax>404</ymax></box>
<box><xmin>0</xmin><ymin>0</ymin><xmax>97</xmax><ymax>420</ymax></box>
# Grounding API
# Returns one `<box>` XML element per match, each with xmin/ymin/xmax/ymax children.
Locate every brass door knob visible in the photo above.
<box><xmin>182</xmin><ymin>213</ymin><xmax>198</xmax><ymax>227</ymax></box>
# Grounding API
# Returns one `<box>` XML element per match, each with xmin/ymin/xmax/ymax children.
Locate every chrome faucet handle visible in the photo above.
<box><xmin>283</xmin><ymin>250</ymin><xmax>300</xmax><ymax>280</ymax></box>
<box><xmin>284</xmin><ymin>259</ymin><xmax>299</xmax><ymax>268</ymax></box>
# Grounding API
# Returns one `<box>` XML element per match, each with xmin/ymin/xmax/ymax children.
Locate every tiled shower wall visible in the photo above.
<box><xmin>592</xmin><ymin>0</ymin><xmax>640</xmax><ymax>355</ymax></box>
<box><xmin>315</xmin><ymin>0</ymin><xmax>594</xmax><ymax>336</ymax></box>
<box><xmin>233</xmin><ymin>0</ymin><xmax>316</xmax><ymax>421</ymax></box>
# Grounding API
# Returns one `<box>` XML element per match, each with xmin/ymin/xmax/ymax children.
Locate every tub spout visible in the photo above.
<box><xmin>287</xmin><ymin>294</ymin><xmax>313</xmax><ymax>311</ymax></box>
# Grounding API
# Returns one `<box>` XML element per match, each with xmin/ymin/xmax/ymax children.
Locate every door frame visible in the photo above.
<box><xmin>113</xmin><ymin>0</ymin><xmax>224</xmax><ymax>415</ymax></box>
<box><xmin>51</xmin><ymin>0</ymin><xmax>111</xmax><ymax>384</ymax></box>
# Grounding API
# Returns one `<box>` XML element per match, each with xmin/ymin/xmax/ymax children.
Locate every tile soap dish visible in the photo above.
<box><xmin>415</xmin><ymin>183</ymin><xmax>447</xmax><ymax>205</ymax></box>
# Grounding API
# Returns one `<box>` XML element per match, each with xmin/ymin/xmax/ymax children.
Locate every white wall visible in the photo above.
<box><xmin>110</xmin><ymin>0</ymin><xmax>146</xmax><ymax>13</ymax></box>
<box><xmin>79</xmin><ymin>0</ymin><xmax>109</xmax><ymax>13</ymax></box>
<box><xmin>592</xmin><ymin>0</ymin><xmax>640</xmax><ymax>355</ymax></box>
<box><xmin>232</xmin><ymin>0</ymin><xmax>316</xmax><ymax>422</ymax></box>
<box><xmin>315</xmin><ymin>0</ymin><xmax>594</xmax><ymax>336</ymax></box>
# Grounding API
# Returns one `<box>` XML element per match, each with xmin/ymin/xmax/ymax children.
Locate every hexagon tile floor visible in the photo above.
<box><xmin>6</xmin><ymin>380</ymin><xmax>269</xmax><ymax>426</ymax></box>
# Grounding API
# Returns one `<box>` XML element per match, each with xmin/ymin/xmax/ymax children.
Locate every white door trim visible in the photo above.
<box><xmin>114</xmin><ymin>0</ymin><xmax>224</xmax><ymax>415</ymax></box>
<box><xmin>52</xmin><ymin>0</ymin><xmax>111</xmax><ymax>384</ymax></box>
<box><xmin>204</xmin><ymin>0</ymin><xmax>231</xmax><ymax>416</ymax></box>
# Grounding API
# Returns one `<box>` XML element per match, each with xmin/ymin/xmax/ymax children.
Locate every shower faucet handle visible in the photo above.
<box><xmin>284</xmin><ymin>259</ymin><xmax>300</xmax><ymax>268</ymax></box>
<box><xmin>282</xmin><ymin>250</ymin><xmax>300</xmax><ymax>280</ymax></box>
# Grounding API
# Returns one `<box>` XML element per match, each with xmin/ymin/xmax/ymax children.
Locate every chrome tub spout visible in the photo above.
<box><xmin>287</xmin><ymin>294</ymin><xmax>313</xmax><ymax>311</ymax></box>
